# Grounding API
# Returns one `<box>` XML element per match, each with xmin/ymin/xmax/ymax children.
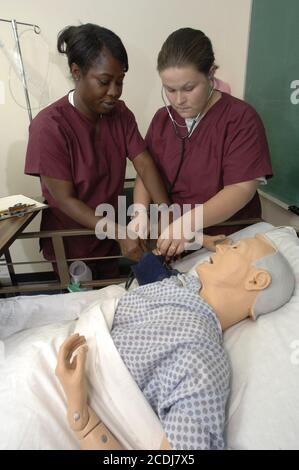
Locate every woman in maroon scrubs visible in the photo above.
<box><xmin>133</xmin><ymin>28</ymin><xmax>273</xmax><ymax>258</ymax></box>
<box><xmin>25</xmin><ymin>23</ymin><xmax>169</xmax><ymax>278</ymax></box>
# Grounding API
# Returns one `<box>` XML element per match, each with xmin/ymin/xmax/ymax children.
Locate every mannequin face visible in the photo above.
<box><xmin>196</xmin><ymin>234</ymin><xmax>275</xmax><ymax>289</ymax></box>
<box><xmin>160</xmin><ymin>65</ymin><xmax>214</xmax><ymax>119</ymax></box>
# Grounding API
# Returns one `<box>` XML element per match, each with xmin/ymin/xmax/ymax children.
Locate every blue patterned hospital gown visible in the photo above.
<box><xmin>111</xmin><ymin>274</ymin><xmax>230</xmax><ymax>450</ymax></box>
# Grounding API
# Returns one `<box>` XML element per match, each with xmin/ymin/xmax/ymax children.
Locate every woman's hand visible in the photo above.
<box><xmin>55</xmin><ymin>334</ymin><xmax>89</xmax><ymax>430</ymax></box>
<box><xmin>127</xmin><ymin>211</ymin><xmax>150</xmax><ymax>240</ymax></box>
<box><xmin>117</xmin><ymin>224</ymin><xmax>149</xmax><ymax>262</ymax></box>
<box><xmin>157</xmin><ymin>218</ymin><xmax>190</xmax><ymax>259</ymax></box>
<box><xmin>118</xmin><ymin>232</ymin><xmax>145</xmax><ymax>262</ymax></box>
<box><xmin>156</xmin><ymin>206</ymin><xmax>203</xmax><ymax>259</ymax></box>
<box><xmin>95</xmin><ymin>218</ymin><xmax>146</xmax><ymax>262</ymax></box>
<box><xmin>202</xmin><ymin>234</ymin><xmax>228</xmax><ymax>251</ymax></box>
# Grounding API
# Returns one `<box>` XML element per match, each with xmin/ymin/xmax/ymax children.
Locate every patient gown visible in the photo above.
<box><xmin>111</xmin><ymin>274</ymin><xmax>230</xmax><ymax>450</ymax></box>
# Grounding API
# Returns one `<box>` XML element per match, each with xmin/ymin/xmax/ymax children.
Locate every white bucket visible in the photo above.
<box><xmin>69</xmin><ymin>261</ymin><xmax>92</xmax><ymax>288</ymax></box>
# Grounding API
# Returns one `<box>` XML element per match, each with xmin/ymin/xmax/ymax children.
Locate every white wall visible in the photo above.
<box><xmin>0</xmin><ymin>0</ymin><xmax>253</xmax><ymax>273</ymax></box>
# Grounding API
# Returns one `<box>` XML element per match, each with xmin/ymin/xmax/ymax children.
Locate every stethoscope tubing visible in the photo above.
<box><xmin>161</xmin><ymin>85</ymin><xmax>214</xmax><ymax>192</ymax></box>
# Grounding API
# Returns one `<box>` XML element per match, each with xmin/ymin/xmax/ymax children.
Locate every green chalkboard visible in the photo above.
<box><xmin>245</xmin><ymin>0</ymin><xmax>299</xmax><ymax>206</ymax></box>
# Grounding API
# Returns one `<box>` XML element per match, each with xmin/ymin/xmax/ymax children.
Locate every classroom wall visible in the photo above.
<box><xmin>0</xmin><ymin>0</ymin><xmax>254</xmax><ymax>274</ymax></box>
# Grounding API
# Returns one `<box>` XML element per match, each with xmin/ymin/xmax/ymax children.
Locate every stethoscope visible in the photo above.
<box><xmin>161</xmin><ymin>85</ymin><xmax>214</xmax><ymax>193</ymax></box>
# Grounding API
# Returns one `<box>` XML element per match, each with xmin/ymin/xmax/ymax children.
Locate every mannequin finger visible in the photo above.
<box><xmin>63</xmin><ymin>335</ymin><xmax>86</xmax><ymax>363</ymax></box>
<box><xmin>76</xmin><ymin>345</ymin><xmax>88</xmax><ymax>373</ymax></box>
<box><xmin>67</xmin><ymin>335</ymin><xmax>86</xmax><ymax>359</ymax></box>
<box><xmin>57</xmin><ymin>334</ymin><xmax>80</xmax><ymax>362</ymax></box>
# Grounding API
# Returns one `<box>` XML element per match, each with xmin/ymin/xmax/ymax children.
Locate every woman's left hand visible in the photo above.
<box><xmin>156</xmin><ymin>220</ymin><xmax>187</xmax><ymax>259</ymax></box>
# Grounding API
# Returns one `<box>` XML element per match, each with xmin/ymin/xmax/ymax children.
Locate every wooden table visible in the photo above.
<box><xmin>0</xmin><ymin>212</ymin><xmax>125</xmax><ymax>295</ymax></box>
<box><xmin>0</xmin><ymin>211</ymin><xmax>39</xmax><ymax>287</ymax></box>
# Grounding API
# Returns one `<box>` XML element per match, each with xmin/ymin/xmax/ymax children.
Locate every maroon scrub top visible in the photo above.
<box><xmin>25</xmin><ymin>94</ymin><xmax>146</xmax><ymax>264</ymax></box>
<box><xmin>145</xmin><ymin>92</ymin><xmax>273</xmax><ymax>236</ymax></box>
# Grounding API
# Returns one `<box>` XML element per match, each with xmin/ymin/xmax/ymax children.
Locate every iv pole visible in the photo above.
<box><xmin>0</xmin><ymin>18</ymin><xmax>41</xmax><ymax>122</ymax></box>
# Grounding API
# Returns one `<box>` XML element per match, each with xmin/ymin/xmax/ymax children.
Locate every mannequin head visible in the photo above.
<box><xmin>196</xmin><ymin>234</ymin><xmax>295</xmax><ymax>330</ymax></box>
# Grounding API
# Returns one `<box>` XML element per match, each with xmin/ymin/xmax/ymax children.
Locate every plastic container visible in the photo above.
<box><xmin>69</xmin><ymin>261</ymin><xmax>92</xmax><ymax>290</ymax></box>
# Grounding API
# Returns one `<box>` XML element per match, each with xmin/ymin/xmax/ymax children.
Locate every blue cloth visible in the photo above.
<box><xmin>112</xmin><ymin>274</ymin><xmax>230</xmax><ymax>450</ymax></box>
<box><xmin>131</xmin><ymin>252</ymin><xmax>180</xmax><ymax>286</ymax></box>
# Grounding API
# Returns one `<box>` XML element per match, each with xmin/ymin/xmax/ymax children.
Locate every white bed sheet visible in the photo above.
<box><xmin>0</xmin><ymin>284</ymin><xmax>164</xmax><ymax>450</ymax></box>
<box><xmin>0</xmin><ymin>222</ymin><xmax>298</xmax><ymax>449</ymax></box>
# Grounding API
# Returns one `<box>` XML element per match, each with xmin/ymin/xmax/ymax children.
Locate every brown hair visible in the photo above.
<box><xmin>157</xmin><ymin>28</ymin><xmax>216</xmax><ymax>75</ymax></box>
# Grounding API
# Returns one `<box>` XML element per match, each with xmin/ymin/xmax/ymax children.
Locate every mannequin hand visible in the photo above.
<box><xmin>127</xmin><ymin>211</ymin><xmax>150</xmax><ymax>240</ymax></box>
<box><xmin>55</xmin><ymin>334</ymin><xmax>89</xmax><ymax>429</ymax></box>
<box><xmin>202</xmin><ymin>234</ymin><xmax>228</xmax><ymax>251</ymax></box>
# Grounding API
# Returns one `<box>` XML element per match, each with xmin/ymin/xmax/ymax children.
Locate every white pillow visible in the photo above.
<box><xmin>224</xmin><ymin>226</ymin><xmax>299</xmax><ymax>450</ymax></box>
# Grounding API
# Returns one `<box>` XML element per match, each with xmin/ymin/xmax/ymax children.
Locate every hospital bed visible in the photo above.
<box><xmin>0</xmin><ymin>222</ymin><xmax>298</xmax><ymax>450</ymax></box>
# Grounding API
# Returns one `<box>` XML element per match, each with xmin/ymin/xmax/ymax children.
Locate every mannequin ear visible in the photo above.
<box><xmin>245</xmin><ymin>269</ymin><xmax>272</xmax><ymax>291</ymax></box>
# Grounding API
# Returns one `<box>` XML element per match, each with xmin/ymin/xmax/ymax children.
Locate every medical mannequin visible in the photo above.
<box><xmin>55</xmin><ymin>234</ymin><xmax>294</xmax><ymax>450</ymax></box>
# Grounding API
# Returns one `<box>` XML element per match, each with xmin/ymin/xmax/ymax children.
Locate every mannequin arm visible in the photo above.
<box><xmin>74</xmin><ymin>406</ymin><xmax>124</xmax><ymax>450</ymax></box>
<box><xmin>55</xmin><ymin>334</ymin><xmax>124</xmax><ymax>449</ymax></box>
<box><xmin>55</xmin><ymin>334</ymin><xmax>171</xmax><ymax>450</ymax></box>
<box><xmin>72</xmin><ymin>405</ymin><xmax>171</xmax><ymax>450</ymax></box>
